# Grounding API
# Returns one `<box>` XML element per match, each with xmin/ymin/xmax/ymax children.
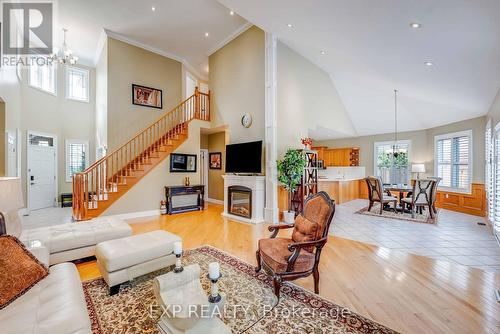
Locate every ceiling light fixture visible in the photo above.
<box><xmin>425</xmin><ymin>61</ymin><xmax>433</xmax><ymax>66</ymax></box>
<box><xmin>205</xmin><ymin>32</ymin><xmax>209</xmax><ymax>37</ymax></box>
<box><xmin>320</xmin><ymin>50</ymin><xmax>326</xmax><ymax>55</ymax></box>
<box><xmin>230</xmin><ymin>11</ymin><xmax>234</xmax><ymax>15</ymax></box>
<box><xmin>410</xmin><ymin>22</ymin><xmax>421</xmax><ymax>28</ymax></box>
<box><xmin>151</xmin><ymin>6</ymin><xmax>156</xmax><ymax>11</ymax></box>
<box><xmin>50</xmin><ymin>28</ymin><xmax>78</xmax><ymax>65</ymax></box>
<box><xmin>287</xmin><ymin>23</ymin><xmax>293</xmax><ymax>28</ymax></box>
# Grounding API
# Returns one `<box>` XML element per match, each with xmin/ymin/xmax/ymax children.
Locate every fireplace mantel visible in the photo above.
<box><xmin>222</xmin><ymin>175</ymin><xmax>265</xmax><ymax>224</ymax></box>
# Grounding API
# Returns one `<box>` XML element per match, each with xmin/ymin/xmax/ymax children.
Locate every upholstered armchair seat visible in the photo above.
<box><xmin>258</xmin><ymin>238</ymin><xmax>315</xmax><ymax>274</ymax></box>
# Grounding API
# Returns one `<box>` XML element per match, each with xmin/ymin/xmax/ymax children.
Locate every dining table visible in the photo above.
<box><xmin>384</xmin><ymin>184</ymin><xmax>413</xmax><ymax>213</ymax></box>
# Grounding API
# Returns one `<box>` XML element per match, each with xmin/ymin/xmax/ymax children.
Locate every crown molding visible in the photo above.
<box><xmin>101</xmin><ymin>29</ymin><xmax>207</xmax><ymax>81</ymax></box>
<box><xmin>207</xmin><ymin>22</ymin><xmax>253</xmax><ymax>56</ymax></box>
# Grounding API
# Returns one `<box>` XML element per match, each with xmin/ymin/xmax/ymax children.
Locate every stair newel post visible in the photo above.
<box><xmin>195</xmin><ymin>86</ymin><xmax>200</xmax><ymax>119</ymax></box>
<box><xmin>207</xmin><ymin>90</ymin><xmax>211</xmax><ymax>121</ymax></box>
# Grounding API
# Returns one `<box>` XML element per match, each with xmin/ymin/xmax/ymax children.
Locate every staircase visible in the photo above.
<box><xmin>72</xmin><ymin>88</ymin><xmax>210</xmax><ymax>221</ymax></box>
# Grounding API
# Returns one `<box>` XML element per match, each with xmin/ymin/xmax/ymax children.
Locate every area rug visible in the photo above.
<box><xmin>355</xmin><ymin>204</ymin><xmax>437</xmax><ymax>224</ymax></box>
<box><xmin>83</xmin><ymin>245</ymin><xmax>398</xmax><ymax>334</ymax></box>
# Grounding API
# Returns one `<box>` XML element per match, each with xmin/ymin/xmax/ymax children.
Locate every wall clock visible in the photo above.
<box><xmin>241</xmin><ymin>113</ymin><xmax>252</xmax><ymax>128</ymax></box>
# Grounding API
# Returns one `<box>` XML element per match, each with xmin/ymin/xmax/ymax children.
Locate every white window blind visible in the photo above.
<box><xmin>66</xmin><ymin>66</ymin><xmax>89</xmax><ymax>102</ymax></box>
<box><xmin>29</xmin><ymin>61</ymin><xmax>56</xmax><ymax>95</ymax></box>
<box><xmin>65</xmin><ymin>140</ymin><xmax>89</xmax><ymax>182</ymax></box>
<box><xmin>495</xmin><ymin>127</ymin><xmax>500</xmax><ymax>239</ymax></box>
<box><xmin>486</xmin><ymin>123</ymin><xmax>494</xmax><ymax>222</ymax></box>
<box><xmin>434</xmin><ymin>130</ymin><xmax>472</xmax><ymax>192</ymax></box>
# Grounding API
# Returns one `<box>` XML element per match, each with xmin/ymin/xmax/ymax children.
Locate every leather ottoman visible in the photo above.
<box><xmin>95</xmin><ymin>230</ymin><xmax>182</xmax><ymax>295</ymax></box>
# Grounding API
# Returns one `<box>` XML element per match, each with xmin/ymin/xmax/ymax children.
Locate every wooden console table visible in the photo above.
<box><xmin>164</xmin><ymin>185</ymin><xmax>205</xmax><ymax>214</ymax></box>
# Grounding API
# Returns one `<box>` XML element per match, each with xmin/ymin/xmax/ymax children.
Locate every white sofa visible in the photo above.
<box><xmin>17</xmin><ymin>216</ymin><xmax>132</xmax><ymax>265</ymax></box>
<box><xmin>0</xmin><ymin>255</ymin><xmax>92</xmax><ymax>334</ymax></box>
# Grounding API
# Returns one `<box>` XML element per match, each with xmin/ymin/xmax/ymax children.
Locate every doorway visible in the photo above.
<box><xmin>185</xmin><ymin>72</ymin><xmax>197</xmax><ymax>99</ymax></box>
<box><xmin>200</xmin><ymin>149</ymin><xmax>209</xmax><ymax>202</ymax></box>
<box><xmin>27</xmin><ymin>131</ymin><xmax>57</xmax><ymax>211</ymax></box>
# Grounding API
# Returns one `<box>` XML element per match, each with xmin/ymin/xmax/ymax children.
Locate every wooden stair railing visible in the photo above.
<box><xmin>72</xmin><ymin>88</ymin><xmax>210</xmax><ymax>221</ymax></box>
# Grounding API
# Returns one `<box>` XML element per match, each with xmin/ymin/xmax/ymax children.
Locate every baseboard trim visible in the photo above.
<box><xmin>206</xmin><ymin>198</ymin><xmax>224</xmax><ymax>205</ymax></box>
<box><xmin>106</xmin><ymin>209</ymin><xmax>161</xmax><ymax>222</ymax></box>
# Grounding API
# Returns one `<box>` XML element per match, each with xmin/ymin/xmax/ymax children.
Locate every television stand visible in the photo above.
<box><xmin>164</xmin><ymin>185</ymin><xmax>205</xmax><ymax>214</ymax></box>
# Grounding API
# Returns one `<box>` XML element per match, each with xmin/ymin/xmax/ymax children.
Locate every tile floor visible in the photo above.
<box><xmin>330</xmin><ymin>199</ymin><xmax>500</xmax><ymax>273</ymax></box>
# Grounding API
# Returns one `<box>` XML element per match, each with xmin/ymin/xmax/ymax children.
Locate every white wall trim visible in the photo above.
<box><xmin>206</xmin><ymin>197</ymin><xmax>224</xmax><ymax>205</ymax></box>
<box><xmin>102</xmin><ymin>29</ymin><xmax>207</xmax><ymax>81</ymax></box>
<box><xmin>105</xmin><ymin>209</ymin><xmax>160</xmax><ymax>222</ymax></box>
<box><xmin>207</xmin><ymin>22</ymin><xmax>253</xmax><ymax>56</ymax></box>
<box><xmin>93</xmin><ymin>29</ymin><xmax>108</xmax><ymax>67</ymax></box>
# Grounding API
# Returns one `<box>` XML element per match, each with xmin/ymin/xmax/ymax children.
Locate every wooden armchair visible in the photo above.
<box><xmin>365</xmin><ymin>176</ymin><xmax>397</xmax><ymax>214</ymax></box>
<box><xmin>427</xmin><ymin>177</ymin><xmax>442</xmax><ymax>214</ymax></box>
<box><xmin>255</xmin><ymin>192</ymin><xmax>335</xmax><ymax>299</ymax></box>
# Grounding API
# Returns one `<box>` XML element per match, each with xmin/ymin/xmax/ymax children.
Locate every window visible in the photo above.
<box><xmin>65</xmin><ymin>140</ymin><xmax>89</xmax><ymax>182</ymax></box>
<box><xmin>66</xmin><ymin>66</ymin><xmax>89</xmax><ymax>102</ymax></box>
<box><xmin>29</xmin><ymin>61</ymin><xmax>56</xmax><ymax>95</ymax></box>
<box><xmin>374</xmin><ymin>140</ymin><xmax>411</xmax><ymax>184</ymax></box>
<box><xmin>494</xmin><ymin>124</ymin><xmax>500</xmax><ymax>240</ymax></box>
<box><xmin>434</xmin><ymin>130</ymin><xmax>472</xmax><ymax>192</ymax></box>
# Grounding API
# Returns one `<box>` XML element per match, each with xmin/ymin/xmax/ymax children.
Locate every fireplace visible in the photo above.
<box><xmin>228</xmin><ymin>186</ymin><xmax>252</xmax><ymax>219</ymax></box>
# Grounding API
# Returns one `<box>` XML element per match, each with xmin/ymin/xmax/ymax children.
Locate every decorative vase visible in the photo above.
<box><xmin>160</xmin><ymin>200</ymin><xmax>167</xmax><ymax>215</ymax></box>
<box><xmin>283</xmin><ymin>210</ymin><xmax>295</xmax><ymax>224</ymax></box>
<box><xmin>184</xmin><ymin>176</ymin><xmax>190</xmax><ymax>186</ymax></box>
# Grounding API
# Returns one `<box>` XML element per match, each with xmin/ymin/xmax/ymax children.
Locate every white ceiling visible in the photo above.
<box><xmin>218</xmin><ymin>0</ymin><xmax>500</xmax><ymax>138</ymax></box>
<box><xmin>57</xmin><ymin>0</ymin><xmax>249</xmax><ymax>80</ymax></box>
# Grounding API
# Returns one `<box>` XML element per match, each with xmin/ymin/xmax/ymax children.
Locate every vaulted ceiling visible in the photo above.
<box><xmin>218</xmin><ymin>0</ymin><xmax>500</xmax><ymax>138</ymax></box>
<box><xmin>57</xmin><ymin>0</ymin><xmax>249</xmax><ymax>80</ymax></box>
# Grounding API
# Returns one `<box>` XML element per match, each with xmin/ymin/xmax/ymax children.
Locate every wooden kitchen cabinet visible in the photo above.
<box><xmin>313</xmin><ymin>147</ymin><xmax>360</xmax><ymax>167</ymax></box>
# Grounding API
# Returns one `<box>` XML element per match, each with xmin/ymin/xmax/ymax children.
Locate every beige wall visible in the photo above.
<box><xmin>277</xmin><ymin>42</ymin><xmax>357</xmax><ymax>156</ymax></box>
<box><xmin>107</xmin><ymin>37</ymin><xmax>183</xmax><ymax>151</ymax></box>
<box><xmin>200</xmin><ymin>134</ymin><xmax>208</xmax><ymax>149</ymax></box>
<box><xmin>207</xmin><ymin>132</ymin><xmax>226</xmax><ymax>201</ymax></box>
<box><xmin>209</xmin><ymin>26</ymin><xmax>265</xmax><ymax>144</ymax></box>
<box><xmin>103</xmin><ymin>120</ymin><xmax>209</xmax><ymax>215</ymax></box>
<box><xmin>315</xmin><ymin>116</ymin><xmax>486</xmax><ymax>183</ymax></box>
<box><xmin>0</xmin><ymin>100</ymin><xmax>5</xmax><ymax>176</ymax></box>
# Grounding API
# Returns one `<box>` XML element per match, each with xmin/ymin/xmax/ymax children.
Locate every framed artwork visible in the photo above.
<box><xmin>132</xmin><ymin>84</ymin><xmax>163</xmax><ymax>109</ymax></box>
<box><xmin>170</xmin><ymin>153</ymin><xmax>197</xmax><ymax>173</ymax></box>
<box><xmin>209</xmin><ymin>152</ymin><xmax>222</xmax><ymax>169</ymax></box>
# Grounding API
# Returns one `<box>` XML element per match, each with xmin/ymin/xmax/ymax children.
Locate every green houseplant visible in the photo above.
<box><xmin>277</xmin><ymin>149</ymin><xmax>307</xmax><ymax>223</ymax></box>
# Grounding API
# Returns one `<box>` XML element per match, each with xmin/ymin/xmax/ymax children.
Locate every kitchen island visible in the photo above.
<box><xmin>318</xmin><ymin>178</ymin><xmax>364</xmax><ymax>204</ymax></box>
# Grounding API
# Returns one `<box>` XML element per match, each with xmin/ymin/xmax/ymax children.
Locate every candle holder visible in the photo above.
<box><xmin>174</xmin><ymin>252</ymin><xmax>184</xmax><ymax>273</ymax></box>
<box><xmin>207</xmin><ymin>273</ymin><xmax>222</xmax><ymax>303</ymax></box>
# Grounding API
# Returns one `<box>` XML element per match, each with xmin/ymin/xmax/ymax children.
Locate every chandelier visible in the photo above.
<box><xmin>50</xmin><ymin>28</ymin><xmax>78</xmax><ymax>65</ymax></box>
<box><xmin>392</xmin><ymin>89</ymin><xmax>403</xmax><ymax>158</ymax></box>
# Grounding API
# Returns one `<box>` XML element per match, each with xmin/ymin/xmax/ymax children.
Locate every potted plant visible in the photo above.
<box><xmin>277</xmin><ymin>149</ymin><xmax>307</xmax><ymax>224</ymax></box>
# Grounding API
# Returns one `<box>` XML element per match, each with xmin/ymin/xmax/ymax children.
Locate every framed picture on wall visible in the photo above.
<box><xmin>132</xmin><ymin>84</ymin><xmax>163</xmax><ymax>109</ymax></box>
<box><xmin>209</xmin><ymin>152</ymin><xmax>222</xmax><ymax>169</ymax></box>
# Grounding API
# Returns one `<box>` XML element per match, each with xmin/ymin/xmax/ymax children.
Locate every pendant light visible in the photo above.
<box><xmin>50</xmin><ymin>28</ymin><xmax>79</xmax><ymax>65</ymax></box>
<box><xmin>392</xmin><ymin>89</ymin><xmax>400</xmax><ymax>158</ymax></box>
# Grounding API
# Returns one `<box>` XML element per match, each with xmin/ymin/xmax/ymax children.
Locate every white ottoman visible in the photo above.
<box><xmin>95</xmin><ymin>230</ymin><xmax>182</xmax><ymax>295</ymax></box>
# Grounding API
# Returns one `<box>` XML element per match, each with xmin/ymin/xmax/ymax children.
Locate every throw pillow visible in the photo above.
<box><xmin>0</xmin><ymin>235</ymin><xmax>49</xmax><ymax>309</ymax></box>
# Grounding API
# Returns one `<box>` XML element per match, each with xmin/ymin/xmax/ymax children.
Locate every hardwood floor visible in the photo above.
<box><xmin>77</xmin><ymin>204</ymin><xmax>500</xmax><ymax>334</ymax></box>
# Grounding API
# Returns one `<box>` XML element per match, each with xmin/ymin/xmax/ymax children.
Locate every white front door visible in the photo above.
<box><xmin>28</xmin><ymin>132</ymin><xmax>57</xmax><ymax>211</ymax></box>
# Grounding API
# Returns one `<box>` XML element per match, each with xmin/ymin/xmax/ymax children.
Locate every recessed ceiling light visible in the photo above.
<box><xmin>410</xmin><ymin>22</ymin><xmax>421</xmax><ymax>28</ymax></box>
<box><xmin>204</xmin><ymin>32</ymin><xmax>209</xmax><ymax>37</ymax></box>
<box><xmin>320</xmin><ymin>50</ymin><xmax>326</xmax><ymax>55</ymax></box>
<box><xmin>151</xmin><ymin>6</ymin><xmax>156</xmax><ymax>11</ymax></box>
<box><xmin>287</xmin><ymin>23</ymin><xmax>293</xmax><ymax>28</ymax></box>
<box><xmin>229</xmin><ymin>11</ymin><xmax>234</xmax><ymax>15</ymax></box>
<box><xmin>425</xmin><ymin>61</ymin><xmax>433</xmax><ymax>66</ymax></box>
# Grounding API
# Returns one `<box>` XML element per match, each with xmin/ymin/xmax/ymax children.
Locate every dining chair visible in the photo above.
<box><xmin>401</xmin><ymin>179</ymin><xmax>437</xmax><ymax>218</ymax></box>
<box><xmin>365</xmin><ymin>176</ymin><xmax>398</xmax><ymax>214</ymax></box>
<box><xmin>427</xmin><ymin>177</ymin><xmax>442</xmax><ymax>214</ymax></box>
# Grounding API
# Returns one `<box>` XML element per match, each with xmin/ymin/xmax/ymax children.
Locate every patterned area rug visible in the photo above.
<box><xmin>83</xmin><ymin>246</ymin><xmax>398</xmax><ymax>334</ymax></box>
<box><xmin>355</xmin><ymin>204</ymin><xmax>436</xmax><ymax>224</ymax></box>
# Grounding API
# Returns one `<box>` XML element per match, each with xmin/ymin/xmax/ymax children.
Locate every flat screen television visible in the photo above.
<box><xmin>225</xmin><ymin>141</ymin><xmax>262</xmax><ymax>174</ymax></box>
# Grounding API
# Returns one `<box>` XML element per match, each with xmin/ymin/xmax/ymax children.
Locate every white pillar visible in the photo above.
<box><xmin>264</xmin><ymin>33</ymin><xmax>279</xmax><ymax>224</ymax></box>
